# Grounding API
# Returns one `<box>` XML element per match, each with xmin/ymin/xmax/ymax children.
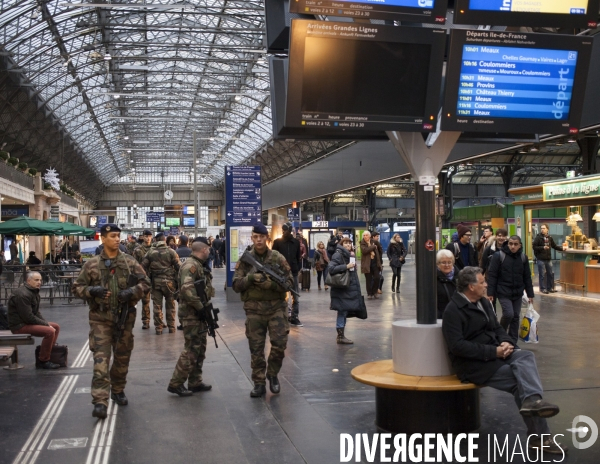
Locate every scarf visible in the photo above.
<box><xmin>446</xmin><ymin>267</ymin><xmax>455</xmax><ymax>281</ymax></box>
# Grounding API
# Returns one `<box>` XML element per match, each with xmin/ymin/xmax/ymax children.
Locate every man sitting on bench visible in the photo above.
<box><xmin>8</xmin><ymin>271</ymin><xmax>60</xmax><ymax>369</ymax></box>
<box><xmin>442</xmin><ymin>266</ymin><xmax>565</xmax><ymax>455</ymax></box>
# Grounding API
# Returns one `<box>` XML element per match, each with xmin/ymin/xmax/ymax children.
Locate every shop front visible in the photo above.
<box><xmin>510</xmin><ymin>174</ymin><xmax>600</xmax><ymax>297</ymax></box>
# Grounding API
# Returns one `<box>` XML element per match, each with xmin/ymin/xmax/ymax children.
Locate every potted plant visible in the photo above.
<box><xmin>0</xmin><ymin>151</ymin><xmax>8</xmax><ymax>162</ymax></box>
<box><xmin>7</xmin><ymin>157</ymin><xmax>19</xmax><ymax>166</ymax></box>
<box><xmin>18</xmin><ymin>162</ymin><xmax>28</xmax><ymax>172</ymax></box>
<box><xmin>28</xmin><ymin>167</ymin><xmax>37</xmax><ymax>176</ymax></box>
<box><xmin>44</xmin><ymin>182</ymin><xmax>52</xmax><ymax>190</ymax></box>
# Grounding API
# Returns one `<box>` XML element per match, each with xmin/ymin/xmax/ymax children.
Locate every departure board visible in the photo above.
<box><xmin>454</xmin><ymin>0</ymin><xmax>599</xmax><ymax>27</ymax></box>
<box><xmin>468</xmin><ymin>0</ymin><xmax>589</xmax><ymax>14</ymax></box>
<box><xmin>289</xmin><ymin>0</ymin><xmax>448</xmax><ymax>24</ymax></box>
<box><xmin>457</xmin><ymin>46</ymin><xmax>577</xmax><ymax>120</ymax></box>
<box><xmin>442</xmin><ymin>30</ymin><xmax>593</xmax><ymax>134</ymax></box>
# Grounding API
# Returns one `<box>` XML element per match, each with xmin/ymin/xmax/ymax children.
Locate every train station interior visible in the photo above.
<box><xmin>2</xmin><ymin>0</ymin><xmax>600</xmax><ymax>463</ymax></box>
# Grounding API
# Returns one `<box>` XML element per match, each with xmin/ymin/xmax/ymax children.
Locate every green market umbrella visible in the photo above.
<box><xmin>46</xmin><ymin>220</ymin><xmax>95</xmax><ymax>237</ymax></box>
<box><xmin>0</xmin><ymin>216</ymin><xmax>63</xmax><ymax>236</ymax></box>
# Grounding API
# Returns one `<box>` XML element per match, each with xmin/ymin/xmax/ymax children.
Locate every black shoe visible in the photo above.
<box><xmin>92</xmin><ymin>404</ymin><xmax>107</xmax><ymax>419</ymax></box>
<box><xmin>549</xmin><ymin>289</ymin><xmax>557</xmax><ymax>293</ymax></box>
<box><xmin>267</xmin><ymin>376</ymin><xmax>280</xmax><ymax>394</ymax></box>
<box><xmin>167</xmin><ymin>385</ymin><xmax>193</xmax><ymax>397</ymax></box>
<box><xmin>40</xmin><ymin>361</ymin><xmax>60</xmax><ymax>369</ymax></box>
<box><xmin>142</xmin><ymin>322</ymin><xmax>149</xmax><ymax>330</ymax></box>
<box><xmin>177</xmin><ymin>325</ymin><xmax>183</xmax><ymax>331</ymax></box>
<box><xmin>189</xmin><ymin>382</ymin><xmax>212</xmax><ymax>392</ymax></box>
<box><xmin>289</xmin><ymin>317</ymin><xmax>303</xmax><ymax>327</ymax></box>
<box><xmin>520</xmin><ymin>395</ymin><xmax>560</xmax><ymax>418</ymax></box>
<box><xmin>542</xmin><ymin>290</ymin><xmax>549</xmax><ymax>294</ymax></box>
<box><xmin>111</xmin><ymin>392</ymin><xmax>128</xmax><ymax>406</ymax></box>
<box><xmin>250</xmin><ymin>384</ymin><xmax>266</xmax><ymax>397</ymax></box>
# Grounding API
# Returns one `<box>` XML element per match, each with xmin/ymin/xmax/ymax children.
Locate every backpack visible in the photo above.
<box><xmin>498</xmin><ymin>250</ymin><xmax>527</xmax><ymax>264</ymax></box>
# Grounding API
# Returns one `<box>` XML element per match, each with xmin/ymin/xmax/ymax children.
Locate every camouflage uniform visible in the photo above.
<box><xmin>133</xmin><ymin>243</ymin><xmax>153</xmax><ymax>325</ymax></box>
<box><xmin>126</xmin><ymin>241</ymin><xmax>137</xmax><ymax>255</ymax></box>
<box><xmin>232</xmin><ymin>247</ymin><xmax>292</xmax><ymax>385</ymax></box>
<box><xmin>141</xmin><ymin>242</ymin><xmax>180</xmax><ymax>330</ymax></box>
<box><xmin>72</xmin><ymin>251</ymin><xmax>150</xmax><ymax>406</ymax></box>
<box><xmin>168</xmin><ymin>255</ymin><xmax>215</xmax><ymax>389</ymax></box>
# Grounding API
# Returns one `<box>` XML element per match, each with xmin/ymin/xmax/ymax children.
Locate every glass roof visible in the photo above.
<box><xmin>0</xmin><ymin>0</ymin><xmax>271</xmax><ymax>188</ymax></box>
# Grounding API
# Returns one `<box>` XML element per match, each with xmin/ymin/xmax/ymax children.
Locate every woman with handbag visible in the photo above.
<box><xmin>386</xmin><ymin>234</ymin><xmax>407</xmax><ymax>293</ymax></box>
<box><xmin>327</xmin><ymin>238</ymin><xmax>363</xmax><ymax>344</ymax></box>
<box><xmin>314</xmin><ymin>241</ymin><xmax>330</xmax><ymax>290</ymax></box>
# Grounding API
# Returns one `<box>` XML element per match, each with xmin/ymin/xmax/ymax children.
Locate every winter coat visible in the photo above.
<box><xmin>436</xmin><ymin>266</ymin><xmax>459</xmax><ymax>319</ymax></box>
<box><xmin>532</xmin><ymin>233</ymin><xmax>562</xmax><ymax>261</ymax></box>
<box><xmin>313</xmin><ymin>247</ymin><xmax>329</xmax><ymax>271</ymax></box>
<box><xmin>360</xmin><ymin>239</ymin><xmax>380</xmax><ymax>274</ymax></box>
<box><xmin>480</xmin><ymin>240</ymin><xmax>500</xmax><ymax>275</ymax></box>
<box><xmin>442</xmin><ymin>292</ymin><xmax>514</xmax><ymax>385</ymax></box>
<box><xmin>444</xmin><ymin>241</ymin><xmax>478</xmax><ymax>270</ymax></box>
<box><xmin>272</xmin><ymin>234</ymin><xmax>301</xmax><ymax>274</ymax></box>
<box><xmin>387</xmin><ymin>241</ymin><xmax>407</xmax><ymax>268</ymax></box>
<box><xmin>486</xmin><ymin>242</ymin><xmax>534</xmax><ymax>300</ymax></box>
<box><xmin>328</xmin><ymin>245</ymin><xmax>362</xmax><ymax>312</ymax></box>
<box><xmin>326</xmin><ymin>236</ymin><xmax>339</xmax><ymax>258</ymax></box>
<box><xmin>8</xmin><ymin>284</ymin><xmax>47</xmax><ymax>332</ymax></box>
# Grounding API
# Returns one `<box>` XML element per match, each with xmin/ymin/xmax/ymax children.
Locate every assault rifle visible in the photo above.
<box><xmin>114</xmin><ymin>274</ymin><xmax>139</xmax><ymax>347</ymax></box>
<box><xmin>239</xmin><ymin>251</ymin><xmax>300</xmax><ymax>298</ymax></box>
<box><xmin>194</xmin><ymin>278</ymin><xmax>220</xmax><ymax>348</ymax></box>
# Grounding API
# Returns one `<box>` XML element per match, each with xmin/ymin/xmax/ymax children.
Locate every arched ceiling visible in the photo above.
<box><xmin>0</xmin><ymin>0</ymin><xmax>271</xmax><ymax>201</ymax></box>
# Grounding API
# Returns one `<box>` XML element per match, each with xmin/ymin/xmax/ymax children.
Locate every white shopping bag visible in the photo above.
<box><xmin>519</xmin><ymin>303</ymin><xmax>540</xmax><ymax>343</ymax></box>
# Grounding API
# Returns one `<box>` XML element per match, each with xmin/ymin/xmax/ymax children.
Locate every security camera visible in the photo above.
<box><xmin>496</xmin><ymin>201</ymin><xmax>505</xmax><ymax>208</ymax></box>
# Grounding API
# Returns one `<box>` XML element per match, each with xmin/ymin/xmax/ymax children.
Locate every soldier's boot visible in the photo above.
<box><xmin>111</xmin><ymin>392</ymin><xmax>128</xmax><ymax>406</ymax></box>
<box><xmin>189</xmin><ymin>383</ymin><xmax>212</xmax><ymax>392</ymax></box>
<box><xmin>167</xmin><ymin>385</ymin><xmax>193</xmax><ymax>397</ymax></box>
<box><xmin>250</xmin><ymin>383</ymin><xmax>266</xmax><ymax>398</ymax></box>
<box><xmin>169</xmin><ymin>328</ymin><xmax>176</xmax><ymax>333</ymax></box>
<box><xmin>142</xmin><ymin>322</ymin><xmax>149</xmax><ymax>330</ymax></box>
<box><xmin>156</xmin><ymin>328</ymin><xmax>162</xmax><ymax>335</ymax></box>
<box><xmin>92</xmin><ymin>404</ymin><xmax>107</xmax><ymax>419</ymax></box>
<box><xmin>336</xmin><ymin>328</ymin><xmax>353</xmax><ymax>345</ymax></box>
<box><xmin>267</xmin><ymin>376</ymin><xmax>280</xmax><ymax>394</ymax></box>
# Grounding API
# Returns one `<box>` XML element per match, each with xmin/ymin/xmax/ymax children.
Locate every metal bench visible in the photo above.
<box><xmin>0</xmin><ymin>331</ymin><xmax>34</xmax><ymax>370</ymax></box>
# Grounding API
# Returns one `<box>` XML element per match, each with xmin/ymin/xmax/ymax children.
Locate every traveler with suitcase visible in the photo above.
<box><xmin>7</xmin><ymin>271</ymin><xmax>62</xmax><ymax>369</ymax></box>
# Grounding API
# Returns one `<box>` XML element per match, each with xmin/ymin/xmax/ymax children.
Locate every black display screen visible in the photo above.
<box><xmin>301</xmin><ymin>38</ymin><xmax>431</xmax><ymax>118</ymax></box>
<box><xmin>290</xmin><ymin>0</ymin><xmax>449</xmax><ymax>24</ymax></box>
<box><xmin>285</xmin><ymin>20</ymin><xmax>446</xmax><ymax>133</ymax></box>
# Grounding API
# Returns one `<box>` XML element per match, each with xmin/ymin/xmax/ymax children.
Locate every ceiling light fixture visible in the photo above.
<box><xmin>104</xmin><ymin>53</ymin><xmax>111</xmax><ymax>61</ymax></box>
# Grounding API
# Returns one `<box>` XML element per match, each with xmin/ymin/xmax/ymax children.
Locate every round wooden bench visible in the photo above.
<box><xmin>351</xmin><ymin>359</ymin><xmax>481</xmax><ymax>434</ymax></box>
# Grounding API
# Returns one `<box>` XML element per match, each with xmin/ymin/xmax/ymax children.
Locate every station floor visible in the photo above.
<box><xmin>1</xmin><ymin>263</ymin><xmax>600</xmax><ymax>464</ymax></box>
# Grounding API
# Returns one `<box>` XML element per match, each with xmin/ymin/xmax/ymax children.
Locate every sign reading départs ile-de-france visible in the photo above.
<box><xmin>543</xmin><ymin>175</ymin><xmax>600</xmax><ymax>201</ymax></box>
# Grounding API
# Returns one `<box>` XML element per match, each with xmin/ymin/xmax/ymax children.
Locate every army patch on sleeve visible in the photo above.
<box><xmin>190</xmin><ymin>266</ymin><xmax>197</xmax><ymax>274</ymax></box>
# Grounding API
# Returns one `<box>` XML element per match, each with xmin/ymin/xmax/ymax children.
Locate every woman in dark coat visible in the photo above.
<box><xmin>436</xmin><ymin>249</ymin><xmax>459</xmax><ymax>319</ymax></box>
<box><xmin>386</xmin><ymin>233</ymin><xmax>407</xmax><ymax>293</ymax></box>
<box><xmin>327</xmin><ymin>238</ymin><xmax>361</xmax><ymax>344</ymax></box>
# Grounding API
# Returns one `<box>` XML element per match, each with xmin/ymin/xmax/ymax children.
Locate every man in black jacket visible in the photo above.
<box><xmin>487</xmin><ymin>236</ymin><xmax>534</xmax><ymax>343</ymax></box>
<box><xmin>445</xmin><ymin>224</ymin><xmax>478</xmax><ymax>270</ymax></box>
<box><xmin>443</xmin><ymin>267</ymin><xmax>565</xmax><ymax>455</ymax></box>
<box><xmin>272</xmin><ymin>223</ymin><xmax>302</xmax><ymax>326</ymax></box>
<box><xmin>212</xmin><ymin>235</ymin><xmax>224</xmax><ymax>268</ymax></box>
<box><xmin>8</xmin><ymin>271</ymin><xmax>61</xmax><ymax>369</ymax></box>
<box><xmin>532</xmin><ymin>224</ymin><xmax>563</xmax><ymax>294</ymax></box>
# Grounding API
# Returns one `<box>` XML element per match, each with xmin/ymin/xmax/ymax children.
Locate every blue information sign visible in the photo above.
<box><xmin>287</xmin><ymin>207</ymin><xmax>300</xmax><ymax>221</ymax></box>
<box><xmin>146</xmin><ymin>212</ymin><xmax>164</xmax><ymax>222</ymax></box>
<box><xmin>457</xmin><ymin>46</ymin><xmax>577</xmax><ymax>120</ymax></box>
<box><xmin>225</xmin><ymin>166</ymin><xmax>262</xmax><ymax>225</ymax></box>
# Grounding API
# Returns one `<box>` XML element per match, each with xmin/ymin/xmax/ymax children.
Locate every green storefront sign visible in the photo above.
<box><xmin>513</xmin><ymin>192</ymin><xmax>543</xmax><ymax>203</ymax></box>
<box><xmin>543</xmin><ymin>177</ymin><xmax>600</xmax><ymax>202</ymax></box>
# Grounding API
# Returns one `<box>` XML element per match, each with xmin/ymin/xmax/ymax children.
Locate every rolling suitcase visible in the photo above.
<box><xmin>35</xmin><ymin>344</ymin><xmax>68</xmax><ymax>368</ymax></box>
<box><xmin>301</xmin><ymin>268</ymin><xmax>311</xmax><ymax>291</ymax></box>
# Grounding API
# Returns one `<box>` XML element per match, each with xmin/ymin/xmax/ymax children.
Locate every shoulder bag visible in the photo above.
<box><xmin>325</xmin><ymin>268</ymin><xmax>350</xmax><ymax>289</ymax></box>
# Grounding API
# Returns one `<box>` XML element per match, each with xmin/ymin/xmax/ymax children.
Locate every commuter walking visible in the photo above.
<box><xmin>372</xmin><ymin>232</ymin><xmax>384</xmax><ymax>295</ymax></box>
<box><xmin>232</xmin><ymin>223</ymin><xmax>293</xmax><ymax>397</ymax></box>
<box><xmin>481</xmin><ymin>229</ymin><xmax>508</xmax><ymax>276</ymax></box>
<box><xmin>328</xmin><ymin>238</ymin><xmax>362</xmax><ymax>344</ymax></box>
<box><xmin>142</xmin><ymin>233</ymin><xmax>181</xmax><ymax>334</ymax></box>
<box><xmin>360</xmin><ymin>231</ymin><xmax>381</xmax><ymax>299</ymax></box>
<box><xmin>314</xmin><ymin>241</ymin><xmax>330</xmax><ymax>290</ymax></box>
<box><xmin>212</xmin><ymin>235</ymin><xmax>224</xmax><ymax>268</ymax></box>
<box><xmin>486</xmin><ymin>235</ymin><xmax>534</xmax><ymax>344</ymax></box>
<box><xmin>176</xmin><ymin>235</ymin><xmax>192</xmax><ymax>263</ymax></box>
<box><xmin>272</xmin><ymin>223</ymin><xmax>302</xmax><ymax>326</ymax></box>
<box><xmin>386</xmin><ymin>233</ymin><xmax>406</xmax><ymax>293</ymax></box>
<box><xmin>476</xmin><ymin>226</ymin><xmax>494</xmax><ymax>266</ymax></box>
<box><xmin>445</xmin><ymin>224</ymin><xmax>478</xmax><ymax>270</ymax></box>
<box><xmin>532</xmin><ymin>224</ymin><xmax>563</xmax><ymax>294</ymax></box>
<box><xmin>72</xmin><ymin>224</ymin><xmax>150</xmax><ymax>419</ymax></box>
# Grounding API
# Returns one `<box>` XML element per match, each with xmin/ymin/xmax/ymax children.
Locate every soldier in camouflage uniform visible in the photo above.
<box><xmin>167</xmin><ymin>238</ymin><xmax>214</xmax><ymax>396</ymax></box>
<box><xmin>141</xmin><ymin>233</ymin><xmax>180</xmax><ymax>334</ymax></box>
<box><xmin>72</xmin><ymin>224</ymin><xmax>150</xmax><ymax>419</ymax></box>
<box><xmin>126</xmin><ymin>235</ymin><xmax>137</xmax><ymax>255</ymax></box>
<box><xmin>133</xmin><ymin>229</ymin><xmax>154</xmax><ymax>330</ymax></box>
<box><xmin>232</xmin><ymin>223</ymin><xmax>292</xmax><ymax>398</ymax></box>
